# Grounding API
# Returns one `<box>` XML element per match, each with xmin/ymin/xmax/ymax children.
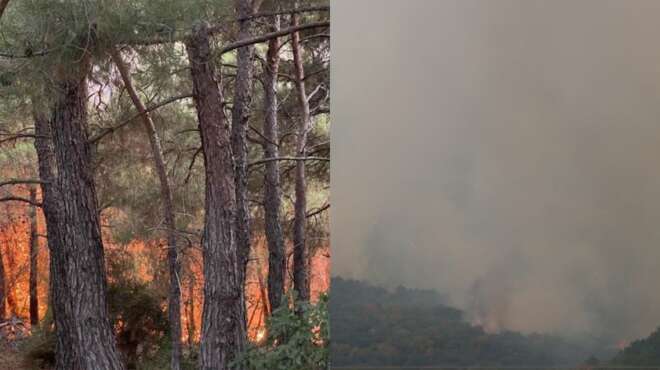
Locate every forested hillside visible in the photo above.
<box><xmin>611</xmin><ymin>327</ymin><xmax>660</xmax><ymax>366</ymax></box>
<box><xmin>330</xmin><ymin>277</ymin><xmax>616</xmax><ymax>367</ymax></box>
<box><xmin>0</xmin><ymin>1</ymin><xmax>329</xmax><ymax>369</ymax></box>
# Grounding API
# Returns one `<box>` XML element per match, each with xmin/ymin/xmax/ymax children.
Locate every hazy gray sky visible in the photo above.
<box><xmin>332</xmin><ymin>0</ymin><xmax>660</xmax><ymax>342</ymax></box>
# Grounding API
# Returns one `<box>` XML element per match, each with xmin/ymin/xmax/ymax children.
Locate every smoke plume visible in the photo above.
<box><xmin>332</xmin><ymin>0</ymin><xmax>660</xmax><ymax>343</ymax></box>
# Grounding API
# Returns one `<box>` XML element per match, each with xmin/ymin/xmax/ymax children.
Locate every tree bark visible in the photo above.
<box><xmin>230</xmin><ymin>0</ymin><xmax>258</xmax><ymax>312</ymax></box>
<box><xmin>32</xmin><ymin>110</ymin><xmax>77</xmax><ymax>369</ymax></box>
<box><xmin>291</xmin><ymin>10</ymin><xmax>311</xmax><ymax>303</ymax></box>
<box><xmin>187</xmin><ymin>276</ymin><xmax>195</xmax><ymax>348</ymax></box>
<box><xmin>28</xmin><ymin>187</ymin><xmax>39</xmax><ymax>326</ymax></box>
<box><xmin>186</xmin><ymin>22</ymin><xmax>246</xmax><ymax>370</ymax></box>
<box><xmin>110</xmin><ymin>48</ymin><xmax>182</xmax><ymax>370</ymax></box>
<box><xmin>47</xmin><ymin>63</ymin><xmax>125</xmax><ymax>369</ymax></box>
<box><xmin>0</xmin><ymin>0</ymin><xmax>10</xmax><ymax>20</ymax></box>
<box><xmin>262</xmin><ymin>16</ymin><xmax>286</xmax><ymax>312</ymax></box>
<box><xmin>0</xmin><ymin>238</ymin><xmax>5</xmax><ymax>321</ymax></box>
<box><xmin>5</xmin><ymin>241</ymin><xmax>17</xmax><ymax>316</ymax></box>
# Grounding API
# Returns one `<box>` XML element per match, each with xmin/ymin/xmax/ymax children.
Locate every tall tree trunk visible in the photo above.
<box><xmin>262</xmin><ymin>16</ymin><xmax>286</xmax><ymax>312</ymax></box>
<box><xmin>32</xmin><ymin>110</ymin><xmax>77</xmax><ymax>369</ymax></box>
<box><xmin>6</xmin><ymin>235</ymin><xmax>17</xmax><ymax>316</ymax></box>
<box><xmin>110</xmin><ymin>49</ymin><xmax>182</xmax><ymax>370</ymax></box>
<box><xmin>0</xmin><ymin>240</ymin><xmax>5</xmax><ymax>321</ymax></box>
<box><xmin>187</xmin><ymin>276</ymin><xmax>195</xmax><ymax>348</ymax></box>
<box><xmin>28</xmin><ymin>187</ymin><xmax>39</xmax><ymax>326</ymax></box>
<box><xmin>186</xmin><ymin>22</ymin><xmax>246</xmax><ymax>370</ymax></box>
<box><xmin>231</xmin><ymin>0</ymin><xmax>258</xmax><ymax>297</ymax></box>
<box><xmin>47</xmin><ymin>62</ymin><xmax>125</xmax><ymax>369</ymax></box>
<box><xmin>291</xmin><ymin>10</ymin><xmax>311</xmax><ymax>303</ymax></box>
<box><xmin>0</xmin><ymin>0</ymin><xmax>10</xmax><ymax>20</ymax></box>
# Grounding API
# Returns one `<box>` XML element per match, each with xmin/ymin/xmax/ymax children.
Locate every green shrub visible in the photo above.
<box><xmin>107</xmin><ymin>280</ymin><xmax>169</xmax><ymax>368</ymax></box>
<box><xmin>21</xmin><ymin>324</ymin><xmax>56</xmax><ymax>369</ymax></box>
<box><xmin>21</xmin><ymin>281</ymin><xmax>172</xmax><ymax>369</ymax></box>
<box><xmin>234</xmin><ymin>294</ymin><xmax>329</xmax><ymax>370</ymax></box>
<box><xmin>131</xmin><ymin>336</ymin><xmax>197</xmax><ymax>370</ymax></box>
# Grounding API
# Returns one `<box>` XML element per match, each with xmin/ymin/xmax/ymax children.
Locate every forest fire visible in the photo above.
<box><xmin>0</xmin><ymin>202</ymin><xmax>330</xmax><ymax>342</ymax></box>
<box><xmin>470</xmin><ymin>315</ymin><xmax>502</xmax><ymax>334</ymax></box>
<box><xmin>616</xmin><ymin>339</ymin><xmax>630</xmax><ymax>350</ymax></box>
<box><xmin>0</xmin><ymin>189</ymin><xmax>48</xmax><ymax>324</ymax></box>
<box><xmin>1</xmin><ymin>2</ymin><xmax>329</xmax><ymax>368</ymax></box>
<box><xmin>243</xmin><ymin>236</ymin><xmax>330</xmax><ymax>342</ymax></box>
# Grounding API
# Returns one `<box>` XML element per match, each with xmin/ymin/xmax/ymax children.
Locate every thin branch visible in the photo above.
<box><xmin>105</xmin><ymin>5</ymin><xmax>329</xmax><ymax>45</ymax></box>
<box><xmin>0</xmin><ymin>179</ymin><xmax>45</xmax><ymax>187</ymax></box>
<box><xmin>183</xmin><ymin>147</ymin><xmax>203</xmax><ymax>185</ymax></box>
<box><xmin>248</xmin><ymin>156</ymin><xmax>329</xmax><ymax>168</ymax></box>
<box><xmin>0</xmin><ymin>48</ymin><xmax>52</xmax><ymax>59</ymax></box>
<box><xmin>0</xmin><ymin>196</ymin><xmax>42</xmax><ymax>207</ymax></box>
<box><xmin>89</xmin><ymin>93</ymin><xmax>192</xmax><ymax>144</ymax></box>
<box><xmin>306</xmin><ymin>203</ymin><xmax>330</xmax><ymax>219</ymax></box>
<box><xmin>120</xmin><ymin>31</ymin><xmax>182</xmax><ymax>46</ymax></box>
<box><xmin>249</xmin><ymin>124</ymin><xmax>278</xmax><ymax>147</ymax></box>
<box><xmin>306</xmin><ymin>84</ymin><xmax>324</xmax><ymax>103</ymax></box>
<box><xmin>238</xmin><ymin>5</ymin><xmax>330</xmax><ymax>22</ymax></box>
<box><xmin>278</xmin><ymin>32</ymin><xmax>329</xmax><ymax>52</ymax></box>
<box><xmin>175</xmin><ymin>128</ymin><xmax>199</xmax><ymax>136</ymax></box>
<box><xmin>0</xmin><ymin>133</ymin><xmax>47</xmax><ymax>144</ymax></box>
<box><xmin>303</xmin><ymin>67</ymin><xmax>328</xmax><ymax>82</ymax></box>
<box><xmin>312</xmin><ymin>107</ymin><xmax>329</xmax><ymax>115</ymax></box>
<box><xmin>0</xmin><ymin>126</ymin><xmax>34</xmax><ymax>135</ymax></box>
<box><xmin>217</xmin><ymin>21</ymin><xmax>330</xmax><ymax>55</ymax></box>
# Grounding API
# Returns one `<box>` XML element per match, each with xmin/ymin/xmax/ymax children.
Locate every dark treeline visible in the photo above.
<box><xmin>0</xmin><ymin>1</ymin><xmax>329</xmax><ymax>369</ymax></box>
<box><xmin>330</xmin><ymin>277</ymin><xmax>622</xmax><ymax>368</ymax></box>
<box><xmin>612</xmin><ymin>328</ymin><xmax>660</xmax><ymax>366</ymax></box>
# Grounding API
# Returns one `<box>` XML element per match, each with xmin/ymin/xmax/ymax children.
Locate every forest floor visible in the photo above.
<box><xmin>0</xmin><ymin>342</ymin><xmax>24</xmax><ymax>369</ymax></box>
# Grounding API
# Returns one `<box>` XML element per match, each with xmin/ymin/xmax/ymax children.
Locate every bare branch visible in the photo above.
<box><xmin>238</xmin><ymin>5</ymin><xmax>329</xmax><ymax>22</ymax></box>
<box><xmin>0</xmin><ymin>48</ymin><xmax>52</xmax><ymax>59</ymax></box>
<box><xmin>306</xmin><ymin>203</ymin><xmax>330</xmax><ymax>219</ymax></box>
<box><xmin>123</xmin><ymin>33</ymin><xmax>183</xmax><ymax>47</ymax></box>
<box><xmin>248</xmin><ymin>124</ymin><xmax>277</xmax><ymax>147</ymax></box>
<box><xmin>183</xmin><ymin>147</ymin><xmax>203</xmax><ymax>185</ymax></box>
<box><xmin>89</xmin><ymin>93</ymin><xmax>192</xmax><ymax>144</ymax></box>
<box><xmin>217</xmin><ymin>21</ymin><xmax>330</xmax><ymax>55</ymax></box>
<box><xmin>0</xmin><ymin>133</ymin><xmax>48</xmax><ymax>144</ymax></box>
<box><xmin>248</xmin><ymin>156</ymin><xmax>329</xmax><ymax>168</ymax></box>
<box><xmin>312</xmin><ymin>107</ymin><xmax>329</xmax><ymax>115</ymax></box>
<box><xmin>0</xmin><ymin>179</ymin><xmax>45</xmax><ymax>188</ymax></box>
<box><xmin>0</xmin><ymin>196</ymin><xmax>42</xmax><ymax>207</ymax></box>
<box><xmin>303</xmin><ymin>67</ymin><xmax>328</xmax><ymax>82</ymax></box>
<box><xmin>306</xmin><ymin>84</ymin><xmax>324</xmax><ymax>102</ymax></box>
<box><xmin>126</xmin><ymin>8</ymin><xmax>329</xmax><ymax>46</ymax></box>
<box><xmin>278</xmin><ymin>32</ymin><xmax>329</xmax><ymax>52</ymax></box>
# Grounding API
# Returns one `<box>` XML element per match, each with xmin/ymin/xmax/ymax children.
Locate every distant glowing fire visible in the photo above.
<box><xmin>616</xmin><ymin>339</ymin><xmax>630</xmax><ymax>350</ymax></box>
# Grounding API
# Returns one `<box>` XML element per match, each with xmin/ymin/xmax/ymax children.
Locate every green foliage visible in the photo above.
<box><xmin>331</xmin><ymin>277</ymin><xmax>614</xmax><ymax>367</ymax></box>
<box><xmin>127</xmin><ymin>336</ymin><xmax>197</xmax><ymax>370</ymax></box>
<box><xmin>21</xmin><ymin>324</ymin><xmax>56</xmax><ymax>369</ymax></box>
<box><xmin>107</xmin><ymin>280</ymin><xmax>168</xmax><ymax>338</ymax></box>
<box><xmin>21</xmin><ymin>280</ymin><xmax>171</xmax><ymax>369</ymax></box>
<box><xmin>234</xmin><ymin>294</ymin><xmax>329</xmax><ymax>370</ymax></box>
<box><xmin>3</xmin><ymin>1</ymin><xmax>330</xmax><ymax>368</ymax></box>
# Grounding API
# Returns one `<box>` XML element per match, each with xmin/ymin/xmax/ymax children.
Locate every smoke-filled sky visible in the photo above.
<box><xmin>331</xmin><ymin>0</ymin><xmax>660</xmax><ymax>342</ymax></box>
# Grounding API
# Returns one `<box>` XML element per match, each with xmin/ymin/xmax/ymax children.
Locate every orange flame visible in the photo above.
<box><xmin>0</xmin><ymin>200</ymin><xmax>330</xmax><ymax>343</ymax></box>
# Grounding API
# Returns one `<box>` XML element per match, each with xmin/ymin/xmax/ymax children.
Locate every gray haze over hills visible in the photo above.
<box><xmin>332</xmin><ymin>0</ymin><xmax>660</xmax><ymax>344</ymax></box>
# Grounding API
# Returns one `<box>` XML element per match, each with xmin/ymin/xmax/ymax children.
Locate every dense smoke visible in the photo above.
<box><xmin>332</xmin><ymin>0</ymin><xmax>660</xmax><ymax>343</ymax></box>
